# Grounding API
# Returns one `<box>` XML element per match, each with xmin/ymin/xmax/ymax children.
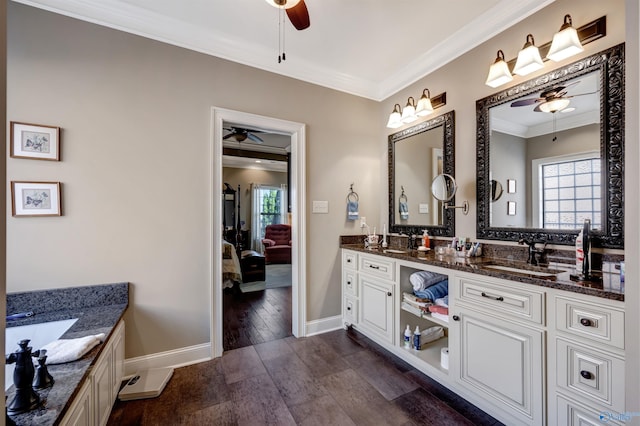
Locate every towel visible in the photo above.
<box><xmin>347</xmin><ymin>201</ymin><xmax>359</xmax><ymax>221</ymax></box>
<box><xmin>419</xmin><ymin>326</ymin><xmax>445</xmax><ymax>347</ymax></box>
<box><xmin>399</xmin><ymin>201</ymin><xmax>409</xmax><ymax>220</ymax></box>
<box><xmin>41</xmin><ymin>333</ymin><xmax>106</xmax><ymax>364</ymax></box>
<box><xmin>435</xmin><ymin>295</ymin><xmax>449</xmax><ymax>307</ymax></box>
<box><xmin>410</xmin><ymin>271</ymin><xmax>448</xmax><ymax>292</ymax></box>
<box><xmin>414</xmin><ymin>279</ymin><xmax>448</xmax><ymax>301</ymax></box>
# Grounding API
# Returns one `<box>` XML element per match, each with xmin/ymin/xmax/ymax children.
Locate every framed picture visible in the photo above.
<box><xmin>507</xmin><ymin>201</ymin><xmax>517</xmax><ymax>216</ymax></box>
<box><xmin>507</xmin><ymin>179</ymin><xmax>516</xmax><ymax>194</ymax></box>
<box><xmin>11</xmin><ymin>181</ymin><xmax>62</xmax><ymax>217</ymax></box>
<box><xmin>10</xmin><ymin>121</ymin><xmax>60</xmax><ymax>161</ymax></box>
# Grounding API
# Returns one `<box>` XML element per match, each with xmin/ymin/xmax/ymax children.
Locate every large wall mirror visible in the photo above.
<box><xmin>389</xmin><ymin>110</ymin><xmax>455</xmax><ymax>236</ymax></box>
<box><xmin>476</xmin><ymin>43</ymin><xmax>624</xmax><ymax>248</ymax></box>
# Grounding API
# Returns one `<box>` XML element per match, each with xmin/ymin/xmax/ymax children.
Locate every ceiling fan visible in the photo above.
<box><xmin>265</xmin><ymin>0</ymin><xmax>311</xmax><ymax>62</ymax></box>
<box><xmin>510</xmin><ymin>81</ymin><xmax>593</xmax><ymax>113</ymax></box>
<box><xmin>223</xmin><ymin>127</ymin><xmax>265</xmax><ymax>144</ymax></box>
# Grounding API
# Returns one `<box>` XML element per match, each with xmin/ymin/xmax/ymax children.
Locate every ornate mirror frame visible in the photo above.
<box><xmin>389</xmin><ymin>110</ymin><xmax>455</xmax><ymax>237</ymax></box>
<box><xmin>476</xmin><ymin>43</ymin><xmax>624</xmax><ymax>248</ymax></box>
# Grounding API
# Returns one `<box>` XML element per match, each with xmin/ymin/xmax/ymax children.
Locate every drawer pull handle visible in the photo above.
<box><xmin>369</xmin><ymin>265</ymin><xmax>380</xmax><ymax>270</ymax></box>
<box><xmin>580</xmin><ymin>318</ymin><xmax>593</xmax><ymax>327</ymax></box>
<box><xmin>387</xmin><ymin>292</ymin><xmax>392</xmax><ymax>297</ymax></box>
<box><xmin>580</xmin><ymin>370</ymin><xmax>594</xmax><ymax>380</ymax></box>
<box><xmin>481</xmin><ymin>292</ymin><xmax>504</xmax><ymax>302</ymax></box>
<box><xmin>452</xmin><ymin>315</ymin><xmax>460</xmax><ymax>321</ymax></box>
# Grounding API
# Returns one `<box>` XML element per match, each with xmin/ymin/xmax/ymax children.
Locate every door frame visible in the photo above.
<box><xmin>210</xmin><ymin>107</ymin><xmax>306</xmax><ymax>358</ymax></box>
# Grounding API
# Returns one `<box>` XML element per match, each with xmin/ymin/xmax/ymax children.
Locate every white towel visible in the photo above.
<box><xmin>41</xmin><ymin>333</ymin><xmax>106</xmax><ymax>364</ymax></box>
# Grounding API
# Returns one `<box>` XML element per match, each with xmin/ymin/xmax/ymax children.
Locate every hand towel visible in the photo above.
<box><xmin>414</xmin><ymin>279</ymin><xmax>448</xmax><ymax>301</ymax></box>
<box><xmin>347</xmin><ymin>201</ymin><xmax>359</xmax><ymax>220</ymax></box>
<box><xmin>399</xmin><ymin>201</ymin><xmax>409</xmax><ymax>220</ymax></box>
<box><xmin>41</xmin><ymin>333</ymin><xmax>106</xmax><ymax>364</ymax></box>
<box><xmin>410</xmin><ymin>271</ymin><xmax>448</xmax><ymax>292</ymax></box>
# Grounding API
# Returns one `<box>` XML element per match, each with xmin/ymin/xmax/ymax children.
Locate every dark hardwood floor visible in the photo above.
<box><xmin>108</xmin><ymin>326</ymin><xmax>504</xmax><ymax>425</ymax></box>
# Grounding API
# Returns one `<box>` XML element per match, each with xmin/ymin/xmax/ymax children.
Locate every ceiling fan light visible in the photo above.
<box><xmin>386</xmin><ymin>104</ymin><xmax>403</xmax><ymax>128</ymax></box>
<box><xmin>264</xmin><ymin>0</ymin><xmax>302</xmax><ymax>9</ymax></box>
<box><xmin>485</xmin><ymin>50</ymin><xmax>513</xmax><ymax>88</ymax></box>
<box><xmin>401</xmin><ymin>97</ymin><xmax>417</xmax><ymax>123</ymax></box>
<box><xmin>415</xmin><ymin>89</ymin><xmax>434</xmax><ymax>116</ymax></box>
<box><xmin>539</xmin><ymin>98</ymin><xmax>571</xmax><ymax>113</ymax></box>
<box><xmin>513</xmin><ymin>34</ymin><xmax>544</xmax><ymax>76</ymax></box>
<box><xmin>547</xmin><ymin>15</ymin><xmax>584</xmax><ymax>62</ymax></box>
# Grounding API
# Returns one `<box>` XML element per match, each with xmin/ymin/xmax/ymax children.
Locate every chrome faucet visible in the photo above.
<box><xmin>518</xmin><ymin>239</ymin><xmax>547</xmax><ymax>266</ymax></box>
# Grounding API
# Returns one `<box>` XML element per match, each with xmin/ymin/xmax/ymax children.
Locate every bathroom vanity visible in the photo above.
<box><xmin>341</xmin><ymin>246</ymin><xmax>624</xmax><ymax>426</ymax></box>
<box><xmin>6</xmin><ymin>283</ymin><xmax>128</xmax><ymax>426</ymax></box>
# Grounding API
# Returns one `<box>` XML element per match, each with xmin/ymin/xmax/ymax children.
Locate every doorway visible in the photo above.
<box><xmin>210</xmin><ymin>108</ymin><xmax>306</xmax><ymax>358</ymax></box>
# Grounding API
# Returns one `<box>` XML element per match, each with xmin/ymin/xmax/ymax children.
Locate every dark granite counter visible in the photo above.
<box><xmin>341</xmin><ymin>243</ymin><xmax>624</xmax><ymax>301</ymax></box>
<box><xmin>5</xmin><ymin>283</ymin><xmax>129</xmax><ymax>425</ymax></box>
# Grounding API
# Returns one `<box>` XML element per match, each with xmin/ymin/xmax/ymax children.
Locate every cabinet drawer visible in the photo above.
<box><xmin>342</xmin><ymin>269</ymin><xmax>358</xmax><ymax>297</ymax></box>
<box><xmin>555</xmin><ymin>296</ymin><xmax>624</xmax><ymax>349</ymax></box>
<box><xmin>342</xmin><ymin>250</ymin><xmax>358</xmax><ymax>270</ymax></box>
<box><xmin>343</xmin><ymin>296</ymin><xmax>358</xmax><ymax>326</ymax></box>
<box><xmin>359</xmin><ymin>254</ymin><xmax>395</xmax><ymax>281</ymax></box>
<box><xmin>556</xmin><ymin>338</ymin><xmax>625</xmax><ymax>412</ymax></box>
<box><xmin>455</xmin><ymin>275</ymin><xmax>544</xmax><ymax>324</ymax></box>
<box><xmin>556</xmin><ymin>395</ymin><xmax>624</xmax><ymax>426</ymax></box>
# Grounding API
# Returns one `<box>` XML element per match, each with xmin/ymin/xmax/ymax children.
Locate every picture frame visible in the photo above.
<box><xmin>10</xmin><ymin>121</ymin><xmax>60</xmax><ymax>161</ymax></box>
<box><xmin>11</xmin><ymin>181</ymin><xmax>62</xmax><ymax>217</ymax></box>
<box><xmin>507</xmin><ymin>179</ymin><xmax>516</xmax><ymax>194</ymax></box>
<box><xmin>507</xmin><ymin>201</ymin><xmax>517</xmax><ymax>216</ymax></box>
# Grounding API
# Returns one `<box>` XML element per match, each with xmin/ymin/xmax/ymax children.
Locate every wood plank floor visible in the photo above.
<box><xmin>108</xmin><ymin>324</ymin><xmax>505</xmax><ymax>425</ymax></box>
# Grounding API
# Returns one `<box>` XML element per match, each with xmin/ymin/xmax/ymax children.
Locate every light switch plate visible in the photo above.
<box><xmin>312</xmin><ymin>200</ymin><xmax>329</xmax><ymax>214</ymax></box>
<box><xmin>419</xmin><ymin>203</ymin><xmax>429</xmax><ymax>214</ymax></box>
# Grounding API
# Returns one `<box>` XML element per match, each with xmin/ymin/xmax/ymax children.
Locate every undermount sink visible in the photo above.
<box><xmin>383</xmin><ymin>249</ymin><xmax>409</xmax><ymax>254</ymax></box>
<box><xmin>478</xmin><ymin>263</ymin><xmax>564</xmax><ymax>280</ymax></box>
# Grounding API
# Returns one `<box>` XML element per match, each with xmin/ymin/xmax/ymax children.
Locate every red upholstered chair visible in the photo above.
<box><xmin>261</xmin><ymin>224</ymin><xmax>292</xmax><ymax>264</ymax></box>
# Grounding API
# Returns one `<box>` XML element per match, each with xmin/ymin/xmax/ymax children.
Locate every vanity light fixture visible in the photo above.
<box><xmin>401</xmin><ymin>97</ymin><xmax>418</xmax><ymax>124</ymax></box>
<box><xmin>513</xmin><ymin>34</ymin><xmax>544</xmax><ymax>76</ymax></box>
<box><xmin>547</xmin><ymin>15</ymin><xmax>584</xmax><ymax>62</ymax></box>
<box><xmin>264</xmin><ymin>0</ymin><xmax>301</xmax><ymax>8</ymax></box>
<box><xmin>415</xmin><ymin>89</ymin><xmax>434</xmax><ymax>117</ymax></box>
<box><xmin>386</xmin><ymin>104</ymin><xmax>403</xmax><ymax>129</ymax></box>
<box><xmin>485</xmin><ymin>50</ymin><xmax>513</xmax><ymax>88</ymax></box>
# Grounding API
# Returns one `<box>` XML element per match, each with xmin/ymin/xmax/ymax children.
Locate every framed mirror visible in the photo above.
<box><xmin>389</xmin><ymin>110</ymin><xmax>455</xmax><ymax>236</ymax></box>
<box><xmin>476</xmin><ymin>43</ymin><xmax>624</xmax><ymax>248</ymax></box>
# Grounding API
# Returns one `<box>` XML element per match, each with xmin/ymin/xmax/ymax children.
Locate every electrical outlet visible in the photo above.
<box><xmin>360</xmin><ymin>217</ymin><xmax>367</xmax><ymax>228</ymax></box>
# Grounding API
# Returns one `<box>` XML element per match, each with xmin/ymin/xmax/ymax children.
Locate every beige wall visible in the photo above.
<box><xmin>1</xmin><ymin>0</ymin><xmax>7</xmax><ymax>408</ymax></box>
<box><xmin>6</xmin><ymin>3</ymin><xmax>381</xmax><ymax>358</ymax></box>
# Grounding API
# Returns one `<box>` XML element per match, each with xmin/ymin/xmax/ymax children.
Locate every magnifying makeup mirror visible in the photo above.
<box><xmin>431</xmin><ymin>174</ymin><xmax>469</xmax><ymax>215</ymax></box>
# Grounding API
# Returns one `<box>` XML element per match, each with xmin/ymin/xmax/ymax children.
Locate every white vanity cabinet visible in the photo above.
<box><xmin>61</xmin><ymin>320</ymin><xmax>126</xmax><ymax>426</ymax></box>
<box><xmin>449</xmin><ymin>272</ymin><xmax>546</xmax><ymax>426</ymax></box>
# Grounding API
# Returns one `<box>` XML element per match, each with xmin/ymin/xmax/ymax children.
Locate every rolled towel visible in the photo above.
<box><xmin>435</xmin><ymin>295</ymin><xmax>449</xmax><ymax>307</ymax></box>
<box><xmin>347</xmin><ymin>201</ymin><xmax>359</xmax><ymax>220</ymax></box>
<box><xmin>410</xmin><ymin>271</ymin><xmax>448</xmax><ymax>292</ymax></box>
<box><xmin>41</xmin><ymin>333</ymin><xmax>106</xmax><ymax>364</ymax></box>
<box><xmin>399</xmin><ymin>201</ymin><xmax>409</xmax><ymax>220</ymax></box>
<box><xmin>414</xmin><ymin>279</ymin><xmax>448</xmax><ymax>301</ymax></box>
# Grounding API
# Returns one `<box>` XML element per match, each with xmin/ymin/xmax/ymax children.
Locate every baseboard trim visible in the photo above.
<box><xmin>124</xmin><ymin>343</ymin><xmax>211</xmax><ymax>376</ymax></box>
<box><xmin>305</xmin><ymin>315</ymin><xmax>344</xmax><ymax>336</ymax></box>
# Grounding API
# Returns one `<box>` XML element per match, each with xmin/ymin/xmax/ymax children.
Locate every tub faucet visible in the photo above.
<box><xmin>5</xmin><ymin>339</ymin><xmax>42</xmax><ymax>415</ymax></box>
<box><xmin>519</xmin><ymin>239</ymin><xmax>547</xmax><ymax>266</ymax></box>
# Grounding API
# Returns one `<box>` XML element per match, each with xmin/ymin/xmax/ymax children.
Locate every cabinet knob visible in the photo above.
<box><xmin>387</xmin><ymin>292</ymin><xmax>392</xmax><ymax>297</ymax></box>
<box><xmin>347</xmin><ymin>280</ymin><xmax>352</xmax><ymax>285</ymax></box>
<box><xmin>347</xmin><ymin>306</ymin><xmax>351</xmax><ymax>311</ymax></box>
<box><xmin>452</xmin><ymin>315</ymin><xmax>460</xmax><ymax>321</ymax></box>
<box><xmin>580</xmin><ymin>370</ymin><xmax>594</xmax><ymax>380</ymax></box>
<box><xmin>580</xmin><ymin>318</ymin><xmax>593</xmax><ymax>327</ymax></box>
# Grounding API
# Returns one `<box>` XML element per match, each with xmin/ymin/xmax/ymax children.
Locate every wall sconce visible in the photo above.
<box><xmin>485</xmin><ymin>50</ymin><xmax>513</xmax><ymax>88</ymax></box>
<box><xmin>386</xmin><ymin>104</ymin><xmax>403</xmax><ymax>129</ymax></box>
<box><xmin>401</xmin><ymin>97</ymin><xmax>418</xmax><ymax>124</ymax></box>
<box><xmin>547</xmin><ymin>15</ymin><xmax>584</xmax><ymax>62</ymax></box>
<box><xmin>386</xmin><ymin>91</ymin><xmax>446</xmax><ymax>128</ymax></box>
<box><xmin>484</xmin><ymin>16</ymin><xmax>605</xmax><ymax>88</ymax></box>
<box><xmin>512</xmin><ymin>34</ymin><xmax>544</xmax><ymax>76</ymax></box>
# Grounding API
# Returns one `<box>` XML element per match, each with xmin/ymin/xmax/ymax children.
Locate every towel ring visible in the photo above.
<box><xmin>399</xmin><ymin>186</ymin><xmax>408</xmax><ymax>203</ymax></box>
<box><xmin>347</xmin><ymin>184</ymin><xmax>359</xmax><ymax>202</ymax></box>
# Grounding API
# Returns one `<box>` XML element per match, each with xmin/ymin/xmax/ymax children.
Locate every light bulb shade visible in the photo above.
<box><xmin>538</xmin><ymin>98</ymin><xmax>570</xmax><ymax>113</ymax></box>
<box><xmin>485</xmin><ymin>50</ymin><xmax>513</xmax><ymax>88</ymax></box>
<box><xmin>547</xmin><ymin>15</ymin><xmax>584</xmax><ymax>62</ymax></box>
<box><xmin>415</xmin><ymin>89</ymin><xmax>434</xmax><ymax>116</ymax></box>
<box><xmin>401</xmin><ymin>97</ymin><xmax>417</xmax><ymax>123</ymax></box>
<box><xmin>386</xmin><ymin>104</ymin><xmax>403</xmax><ymax>128</ymax></box>
<box><xmin>264</xmin><ymin>0</ymin><xmax>302</xmax><ymax>9</ymax></box>
<box><xmin>513</xmin><ymin>34</ymin><xmax>544</xmax><ymax>76</ymax></box>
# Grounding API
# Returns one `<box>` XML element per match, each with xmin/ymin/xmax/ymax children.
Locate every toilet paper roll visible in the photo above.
<box><xmin>440</xmin><ymin>347</ymin><xmax>449</xmax><ymax>370</ymax></box>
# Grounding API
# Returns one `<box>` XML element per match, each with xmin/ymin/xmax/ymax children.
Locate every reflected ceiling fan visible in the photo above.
<box><xmin>223</xmin><ymin>127</ymin><xmax>265</xmax><ymax>144</ymax></box>
<box><xmin>510</xmin><ymin>81</ymin><xmax>594</xmax><ymax>113</ymax></box>
<box><xmin>265</xmin><ymin>0</ymin><xmax>311</xmax><ymax>62</ymax></box>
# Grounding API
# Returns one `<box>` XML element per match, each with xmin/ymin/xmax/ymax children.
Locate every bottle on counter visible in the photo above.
<box><xmin>413</xmin><ymin>325</ymin><xmax>421</xmax><ymax>350</ymax></box>
<box><xmin>404</xmin><ymin>325</ymin><xmax>412</xmax><ymax>348</ymax></box>
<box><xmin>422</xmin><ymin>230</ymin><xmax>430</xmax><ymax>249</ymax></box>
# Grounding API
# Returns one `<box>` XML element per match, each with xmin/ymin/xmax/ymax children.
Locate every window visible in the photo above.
<box><xmin>534</xmin><ymin>154</ymin><xmax>601</xmax><ymax>229</ymax></box>
<box><xmin>250</xmin><ymin>184</ymin><xmax>288</xmax><ymax>251</ymax></box>
<box><xmin>257</xmin><ymin>187</ymin><xmax>283</xmax><ymax>237</ymax></box>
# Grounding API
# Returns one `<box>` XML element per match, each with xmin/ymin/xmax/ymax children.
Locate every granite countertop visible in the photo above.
<box><xmin>5</xmin><ymin>283</ymin><xmax>129</xmax><ymax>425</ymax></box>
<box><xmin>341</xmin><ymin>244</ymin><xmax>624</xmax><ymax>301</ymax></box>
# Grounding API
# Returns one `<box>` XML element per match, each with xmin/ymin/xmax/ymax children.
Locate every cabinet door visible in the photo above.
<box><xmin>111</xmin><ymin>321</ymin><xmax>126</xmax><ymax>399</ymax></box>
<box><xmin>358</xmin><ymin>275</ymin><xmax>394</xmax><ymax>344</ymax></box>
<box><xmin>94</xmin><ymin>347</ymin><xmax>114</xmax><ymax>426</ymax></box>
<box><xmin>452</xmin><ymin>308</ymin><xmax>544</xmax><ymax>425</ymax></box>
<box><xmin>60</xmin><ymin>379</ymin><xmax>92</xmax><ymax>426</ymax></box>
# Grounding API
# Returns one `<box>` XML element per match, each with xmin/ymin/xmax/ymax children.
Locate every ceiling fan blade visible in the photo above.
<box><xmin>286</xmin><ymin>0</ymin><xmax>310</xmax><ymax>30</ymax></box>
<box><xmin>223</xmin><ymin>133</ymin><xmax>235</xmax><ymax>140</ymax></box>
<box><xmin>247</xmin><ymin>133</ymin><xmax>264</xmax><ymax>144</ymax></box>
<box><xmin>511</xmin><ymin>98</ymin><xmax>542</xmax><ymax>107</ymax></box>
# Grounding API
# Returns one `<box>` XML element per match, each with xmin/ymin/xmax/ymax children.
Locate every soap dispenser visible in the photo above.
<box><xmin>422</xmin><ymin>230</ymin><xmax>430</xmax><ymax>249</ymax></box>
